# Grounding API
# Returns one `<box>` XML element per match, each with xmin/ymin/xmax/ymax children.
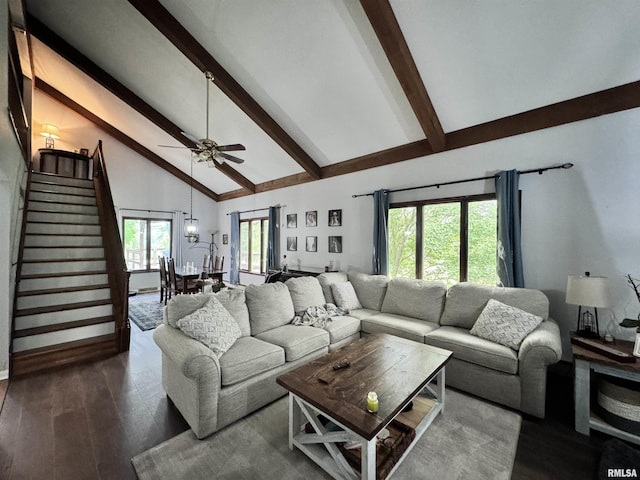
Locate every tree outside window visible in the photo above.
<box><xmin>388</xmin><ymin>195</ymin><xmax>498</xmax><ymax>286</ymax></box>
<box><xmin>123</xmin><ymin>217</ymin><xmax>172</xmax><ymax>272</ymax></box>
<box><xmin>240</xmin><ymin>217</ymin><xmax>269</xmax><ymax>274</ymax></box>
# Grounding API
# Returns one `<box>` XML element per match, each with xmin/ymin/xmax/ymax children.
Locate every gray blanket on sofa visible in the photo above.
<box><xmin>291</xmin><ymin>303</ymin><xmax>347</xmax><ymax>328</ymax></box>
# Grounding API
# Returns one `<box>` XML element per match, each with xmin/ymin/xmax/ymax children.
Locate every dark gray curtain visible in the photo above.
<box><xmin>372</xmin><ymin>189</ymin><xmax>390</xmax><ymax>275</ymax></box>
<box><xmin>266</xmin><ymin>206</ymin><xmax>280</xmax><ymax>271</ymax></box>
<box><xmin>229</xmin><ymin>211</ymin><xmax>240</xmax><ymax>285</ymax></box>
<box><xmin>495</xmin><ymin>170</ymin><xmax>524</xmax><ymax>287</ymax></box>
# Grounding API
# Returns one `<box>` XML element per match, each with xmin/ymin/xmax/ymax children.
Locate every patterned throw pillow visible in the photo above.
<box><xmin>470</xmin><ymin>299</ymin><xmax>543</xmax><ymax>350</ymax></box>
<box><xmin>330</xmin><ymin>282</ymin><xmax>362</xmax><ymax>311</ymax></box>
<box><xmin>176</xmin><ymin>296</ymin><xmax>241</xmax><ymax>357</ymax></box>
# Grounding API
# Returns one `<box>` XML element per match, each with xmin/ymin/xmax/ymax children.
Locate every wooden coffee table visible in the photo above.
<box><xmin>276</xmin><ymin>333</ymin><xmax>452</xmax><ymax>480</ymax></box>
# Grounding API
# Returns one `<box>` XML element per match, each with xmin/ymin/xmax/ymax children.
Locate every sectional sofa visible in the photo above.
<box><xmin>153</xmin><ymin>271</ymin><xmax>562</xmax><ymax>439</ymax></box>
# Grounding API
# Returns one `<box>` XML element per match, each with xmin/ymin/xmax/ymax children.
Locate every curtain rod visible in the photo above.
<box><xmin>226</xmin><ymin>204</ymin><xmax>285</xmax><ymax>215</ymax></box>
<box><xmin>119</xmin><ymin>207</ymin><xmax>178</xmax><ymax>214</ymax></box>
<box><xmin>352</xmin><ymin>163</ymin><xmax>574</xmax><ymax>198</ymax></box>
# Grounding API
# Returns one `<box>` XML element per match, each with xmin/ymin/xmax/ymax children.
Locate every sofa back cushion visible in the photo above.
<box><xmin>245</xmin><ymin>282</ymin><xmax>296</xmax><ymax>335</ymax></box>
<box><xmin>215</xmin><ymin>288</ymin><xmax>251</xmax><ymax>337</ymax></box>
<box><xmin>285</xmin><ymin>276</ymin><xmax>326</xmax><ymax>312</ymax></box>
<box><xmin>317</xmin><ymin>272</ymin><xmax>349</xmax><ymax>304</ymax></box>
<box><xmin>348</xmin><ymin>271</ymin><xmax>389</xmax><ymax>311</ymax></box>
<box><xmin>440</xmin><ymin>282</ymin><xmax>549</xmax><ymax>330</ymax></box>
<box><xmin>165</xmin><ymin>292</ymin><xmax>210</xmax><ymax>328</ymax></box>
<box><xmin>381</xmin><ymin>278</ymin><xmax>447</xmax><ymax>323</ymax></box>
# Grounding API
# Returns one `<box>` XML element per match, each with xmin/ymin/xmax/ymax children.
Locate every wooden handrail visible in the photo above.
<box><xmin>91</xmin><ymin>141</ymin><xmax>131</xmax><ymax>352</ymax></box>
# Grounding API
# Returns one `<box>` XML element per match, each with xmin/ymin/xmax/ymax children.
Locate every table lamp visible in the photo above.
<box><xmin>566</xmin><ymin>272</ymin><xmax>611</xmax><ymax>339</ymax></box>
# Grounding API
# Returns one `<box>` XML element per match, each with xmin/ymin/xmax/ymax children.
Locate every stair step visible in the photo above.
<box><xmin>24</xmin><ymin>234</ymin><xmax>103</xmax><ymax>248</ymax></box>
<box><xmin>20</xmin><ymin>259</ymin><xmax>107</xmax><ymax>275</ymax></box>
<box><xmin>11</xmin><ymin>334</ymin><xmax>117</xmax><ymax>377</ymax></box>
<box><xmin>14</xmin><ymin>315</ymin><xmax>114</xmax><ymax>338</ymax></box>
<box><xmin>13</xmin><ymin>323</ymin><xmax>115</xmax><ymax>352</ymax></box>
<box><xmin>31</xmin><ymin>173</ymin><xmax>94</xmax><ymax>189</ymax></box>
<box><xmin>19</xmin><ymin>273</ymin><xmax>109</xmax><ymax>291</ymax></box>
<box><xmin>28</xmin><ymin>200</ymin><xmax>98</xmax><ymax>215</ymax></box>
<box><xmin>22</xmin><ymin>246</ymin><xmax>105</xmax><ymax>261</ymax></box>
<box><xmin>27</xmin><ymin>211</ymin><xmax>99</xmax><ymax>224</ymax></box>
<box><xmin>26</xmin><ymin>222</ymin><xmax>102</xmax><ymax>236</ymax></box>
<box><xmin>17</xmin><ymin>283</ymin><xmax>110</xmax><ymax>297</ymax></box>
<box><xmin>15</xmin><ymin>298</ymin><xmax>112</xmax><ymax>317</ymax></box>
<box><xmin>29</xmin><ymin>190</ymin><xmax>97</xmax><ymax>206</ymax></box>
<box><xmin>30</xmin><ymin>181</ymin><xmax>95</xmax><ymax>197</ymax></box>
<box><xmin>15</xmin><ymin>303</ymin><xmax>113</xmax><ymax>330</ymax></box>
<box><xmin>20</xmin><ymin>269</ymin><xmax>107</xmax><ymax>280</ymax></box>
<box><xmin>16</xmin><ymin>287</ymin><xmax>111</xmax><ymax>311</ymax></box>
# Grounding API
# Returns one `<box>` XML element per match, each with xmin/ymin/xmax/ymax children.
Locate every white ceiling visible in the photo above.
<box><xmin>24</xmin><ymin>0</ymin><xmax>640</xmax><ymax>197</ymax></box>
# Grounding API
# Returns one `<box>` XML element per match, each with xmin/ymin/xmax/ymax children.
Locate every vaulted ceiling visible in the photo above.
<box><xmin>24</xmin><ymin>0</ymin><xmax>640</xmax><ymax>202</ymax></box>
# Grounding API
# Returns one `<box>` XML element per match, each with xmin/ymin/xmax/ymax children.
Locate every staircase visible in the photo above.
<box><xmin>12</xmin><ymin>172</ymin><xmax>120</xmax><ymax>376</ymax></box>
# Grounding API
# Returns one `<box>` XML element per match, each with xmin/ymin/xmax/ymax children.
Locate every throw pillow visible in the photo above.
<box><xmin>176</xmin><ymin>296</ymin><xmax>241</xmax><ymax>357</ymax></box>
<box><xmin>330</xmin><ymin>282</ymin><xmax>362</xmax><ymax>311</ymax></box>
<box><xmin>470</xmin><ymin>298</ymin><xmax>543</xmax><ymax>350</ymax></box>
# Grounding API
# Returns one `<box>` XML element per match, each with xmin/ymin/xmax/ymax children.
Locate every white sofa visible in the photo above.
<box><xmin>153</xmin><ymin>272</ymin><xmax>562</xmax><ymax>439</ymax></box>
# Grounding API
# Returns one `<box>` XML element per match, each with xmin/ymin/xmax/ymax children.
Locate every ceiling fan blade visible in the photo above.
<box><xmin>216</xmin><ymin>144</ymin><xmax>246</xmax><ymax>152</ymax></box>
<box><xmin>181</xmin><ymin>131</ymin><xmax>203</xmax><ymax>147</ymax></box>
<box><xmin>216</xmin><ymin>152</ymin><xmax>245</xmax><ymax>164</ymax></box>
<box><xmin>158</xmin><ymin>144</ymin><xmax>191</xmax><ymax>149</ymax></box>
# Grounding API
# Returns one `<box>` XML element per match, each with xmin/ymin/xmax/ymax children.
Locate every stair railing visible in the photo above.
<box><xmin>92</xmin><ymin>141</ymin><xmax>131</xmax><ymax>352</ymax></box>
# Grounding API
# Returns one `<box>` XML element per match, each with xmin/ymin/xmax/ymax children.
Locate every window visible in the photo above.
<box><xmin>388</xmin><ymin>194</ymin><xmax>498</xmax><ymax>286</ymax></box>
<box><xmin>123</xmin><ymin>217</ymin><xmax>172</xmax><ymax>272</ymax></box>
<box><xmin>240</xmin><ymin>217</ymin><xmax>269</xmax><ymax>274</ymax></box>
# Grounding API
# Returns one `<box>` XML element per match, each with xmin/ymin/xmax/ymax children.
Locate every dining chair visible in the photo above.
<box><xmin>159</xmin><ymin>256</ymin><xmax>169</xmax><ymax>304</ymax></box>
<box><xmin>203</xmin><ymin>254</ymin><xmax>212</xmax><ymax>271</ymax></box>
<box><xmin>214</xmin><ymin>255</ymin><xmax>224</xmax><ymax>271</ymax></box>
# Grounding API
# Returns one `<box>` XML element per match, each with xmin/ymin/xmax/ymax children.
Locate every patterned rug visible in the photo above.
<box><xmin>128</xmin><ymin>292</ymin><xmax>165</xmax><ymax>331</ymax></box>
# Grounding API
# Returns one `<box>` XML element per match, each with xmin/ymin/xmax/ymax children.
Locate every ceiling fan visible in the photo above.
<box><xmin>160</xmin><ymin>71</ymin><xmax>246</xmax><ymax>166</ymax></box>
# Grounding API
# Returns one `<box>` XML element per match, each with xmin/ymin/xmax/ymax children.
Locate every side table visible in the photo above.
<box><xmin>573</xmin><ymin>337</ymin><xmax>640</xmax><ymax>445</ymax></box>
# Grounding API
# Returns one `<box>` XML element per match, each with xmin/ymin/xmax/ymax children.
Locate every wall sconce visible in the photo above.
<box><xmin>566</xmin><ymin>272</ymin><xmax>611</xmax><ymax>339</ymax></box>
<box><xmin>40</xmin><ymin>123</ymin><xmax>60</xmax><ymax>148</ymax></box>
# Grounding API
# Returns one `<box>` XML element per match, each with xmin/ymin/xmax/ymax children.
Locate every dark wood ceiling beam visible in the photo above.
<box><xmin>27</xmin><ymin>13</ymin><xmax>256</xmax><ymax>194</ymax></box>
<box><xmin>217</xmin><ymin>80</ymin><xmax>640</xmax><ymax>201</ymax></box>
<box><xmin>35</xmin><ymin>78</ymin><xmax>219</xmax><ymax>202</ymax></box>
<box><xmin>359</xmin><ymin>0</ymin><xmax>446</xmax><ymax>152</ymax></box>
<box><xmin>127</xmin><ymin>0</ymin><xmax>322</xmax><ymax>180</ymax></box>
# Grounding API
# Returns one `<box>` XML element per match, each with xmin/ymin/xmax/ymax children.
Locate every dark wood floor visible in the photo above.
<box><xmin>0</xmin><ymin>316</ymin><xmax>611</xmax><ymax>479</ymax></box>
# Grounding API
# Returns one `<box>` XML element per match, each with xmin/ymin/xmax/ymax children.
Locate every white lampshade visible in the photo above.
<box><xmin>566</xmin><ymin>274</ymin><xmax>611</xmax><ymax>308</ymax></box>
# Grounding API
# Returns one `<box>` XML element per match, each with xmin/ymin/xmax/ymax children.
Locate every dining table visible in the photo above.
<box><xmin>174</xmin><ymin>267</ymin><xmax>226</xmax><ymax>294</ymax></box>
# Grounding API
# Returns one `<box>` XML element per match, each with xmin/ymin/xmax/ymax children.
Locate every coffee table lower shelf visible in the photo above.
<box><xmin>288</xmin><ymin>373</ymin><xmax>445</xmax><ymax>480</ymax></box>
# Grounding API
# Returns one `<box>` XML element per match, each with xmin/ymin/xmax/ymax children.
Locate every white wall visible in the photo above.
<box><xmin>217</xmin><ymin>108</ymin><xmax>640</xmax><ymax>360</ymax></box>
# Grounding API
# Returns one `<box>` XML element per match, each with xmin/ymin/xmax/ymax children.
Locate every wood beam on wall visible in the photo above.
<box><xmin>127</xmin><ymin>0</ymin><xmax>322</xmax><ymax>180</ymax></box>
<box><xmin>359</xmin><ymin>0</ymin><xmax>446</xmax><ymax>152</ymax></box>
<box><xmin>27</xmin><ymin>13</ymin><xmax>256</xmax><ymax>194</ymax></box>
<box><xmin>35</xmin><ymin>78</ymin><xmax>219</xmax><ymax>202</ymax></box>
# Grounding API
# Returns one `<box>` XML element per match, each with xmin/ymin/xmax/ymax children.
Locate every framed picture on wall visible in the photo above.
<box><xmin>222</xmin><ymin>234</ymin><xmax>228</xmax><ymax>245</ymax></box>
<box><xmin>287</xmin><ymin>213</ymin><xmax>297</xmax><ymax>228</ymax></box>
<box><xmin>328</xmin><ymin>236</ymin><xmax>342</xmax><ymax>253</ymax></box>
<box><xmin>287</xmin><ymin>236</ymin><xmax>297</xmax><ymax>251</ymax></box>
<box><xmin>306</xmin><ymin>236</ymin><xmax>317</xmax><ymax>252</ymax></box>
<box><xmin>305</xmin><ymin>210</ymin><xmax>317</xmax><ymax>227</ymax></box>
<box><xmin>328</xmin><ymin>209</ymin><xmax>342</xmax><ymax>226</ymax></box>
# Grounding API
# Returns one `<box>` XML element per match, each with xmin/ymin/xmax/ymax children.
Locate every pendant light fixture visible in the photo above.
<box><xmin>184</xmin><ymin>157</ymin><xmax>199</xmax><ymax>242</ymax></box>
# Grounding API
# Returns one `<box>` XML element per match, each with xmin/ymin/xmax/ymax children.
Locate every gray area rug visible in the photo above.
<box><xmin>132</xmin><ymin>389</ymin><xmax>521</xmax><ymax>479</ymax></box>
<box><xmin>128</xmin><ymin>292</ymin><xmax>164</xmax><ymax>331</ymax></box>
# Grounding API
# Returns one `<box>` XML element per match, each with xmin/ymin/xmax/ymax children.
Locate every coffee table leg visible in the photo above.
<box><xmin>288</xmin><ymin>393</ymin><xmax>302</xmax><ymax>450</ymax></box>
<box><xmin>361</xmin><ymin>438</ymin><xmax>376</xmax><ymax>480</ymax></box>
<box><xmin>436</xmin><ymin>367</ymin><xmax>445</xmax><ymax>412</ymax></box>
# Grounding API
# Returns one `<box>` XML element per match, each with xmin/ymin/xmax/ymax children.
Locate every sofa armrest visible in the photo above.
<box><xmin>517</xmin><ymin>317</ymin><xmax>562</xmax><ymax>417</ymax></box>
<box><xmin>153</xmin><ymin>323</ymin><xmax>221</xmax><ymax>380</ymax></box>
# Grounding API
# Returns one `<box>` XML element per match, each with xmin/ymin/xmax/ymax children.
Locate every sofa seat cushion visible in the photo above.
<box><xmin>348</xmin><ymin>272</ymin><xmax>389</xmax><ymax>310</ymax></box>
<box><xmin>255</xmin><ymin>325</ymin><xmax>329</xmax><ymax>361</ymax></box>
<box><xmin>345</xmin><ymin>308</ymin><xmax>381</xmax><ymax>320</ymax></box>
<box><xmin>361</xmin><ymin>313</ymin><xmax>439</xmax><ymax>344</ymax></box>
<box><xmin>245</xmin><ymin>282</ymin><xmax>296</xmax><ymax>335</ymax></box>
<box><xmin>440</xmin><ymin>282</ymin><xmax>549</xmax><ymax>330</ymax></box>
<box><xmin>285</xmin><ymin>276</ymin><xmax>326</xmax><ymax>312</ymax></box>
<box><xmin>381</xmin><ymin>278</ymin><xmax>447</xmax><ymax>323</ymax></box>
<box><xmin>322</xmin><ymin>315</ymin><xmax>361</xmax><ymax>344</ymax></box>
<box><xmin>425</xmin><ymin>326</ymin><xmax>518</xmax><ymax>374</ymax></box>
<box><xmin>219</xmin><ymin>336</ymin><xmax>285</xmax><ymax>386</ymax></box>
